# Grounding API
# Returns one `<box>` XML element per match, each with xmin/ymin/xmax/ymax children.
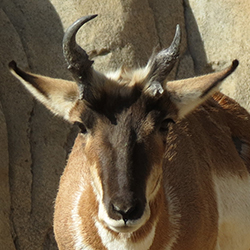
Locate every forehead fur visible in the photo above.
<box><xmin>106</xmin><ymin>65</ymin><xmax>151</xmax><ymax>86</ymax></box>
<box><xmin>90</xmin><ymin>65</ymin><xmax>152</xmax><ymax>103</ymax></box>
<box><xmin>83</xmin><ymin>66</ymin><xmax>173</xmax><ymax>125</ymax></box>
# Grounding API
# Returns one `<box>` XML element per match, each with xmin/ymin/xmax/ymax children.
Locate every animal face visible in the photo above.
<box><xmin>72</xmin><ymin>78</ymin><xmax>175</xmax><ymax>232</ymax></box>
<box><xmin>9</xmin><ymin>15</ymin><xmax>238</xmax><ymax>235</ymax></box>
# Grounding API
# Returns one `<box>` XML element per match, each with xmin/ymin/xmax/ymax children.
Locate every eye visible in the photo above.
<box><xmin>159</xmin><ymin>118</ymin><xmax>175</xmax><ymax>133</ymax></box>
<box><xmin>75</xmin><ymin>122</ymin><xmax>88</xmax><ymax>134</ymax></box>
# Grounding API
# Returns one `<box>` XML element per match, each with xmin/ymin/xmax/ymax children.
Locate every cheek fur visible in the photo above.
<box><xmin>145</xmin><ymin>136</ymin><xmax>165</xmax><ymax>201</ymax></box>
<box><xmin>84</xmin><ymin>136</ymin><xmax>104</xmax><ymax>199</ymax></box>
<box><xmin>90</xmin><ymin>163</ymin><xmax>103</xmax><ymax>200</ymax></box>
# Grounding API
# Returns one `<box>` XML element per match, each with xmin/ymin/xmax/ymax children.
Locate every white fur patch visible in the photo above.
<box><xmin>95</xmin><ymin>219</ymin><xmax>156</xmax><ymax>250</ymax></box>
<box><xmin>105</xmin><ymin>69</ymin><xmax>124</xmax><ymax>81</ymax></box>
<box><xmin>105</xmin><ymin>64</ymin><xmax>151</xmax><ymax>86</ymax></box>
<box><xmin>213</xmin><ymin>173</ymin><xmax>250</xmax><ymax>250</ymax></box>
<box><xmin>70</xmin><ymin>180</ymin><xmax>89</xmax><ymax>250</ymax></box>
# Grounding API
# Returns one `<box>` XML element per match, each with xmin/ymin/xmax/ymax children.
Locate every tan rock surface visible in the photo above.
<box><xmin>186</xmin><ymin>0</ymin><xmax>250</xmax><ymax>110</ymax></box>
<box><xmin>0</xmin><ymin>0</ymin><xmax>71</xmax><ymax>249</ymax></box>
<box><xmin>51</xmin><ymin>0</ymin><xmax>187</xmax><ymax>73</ymax></box>
<box><xmin>0</xmin><ymin>102</ymin><xmax>15</xmax><ymax>250</ymax></box>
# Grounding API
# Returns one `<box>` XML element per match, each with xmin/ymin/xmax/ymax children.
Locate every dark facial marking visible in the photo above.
<box><xmin>93</xmin><ymin>92</ymin><xmax>172</xmax><ymax>221</ymax></box>
<box><xmin>84</xmin><ymin>84</ymin><xmax>142</xmax><ymax>125</ymax></box>
<box><xmin>233</xmin><ymin>136</ymin><xmax>242</xmax><ymax>154</ymax></box>
<box><xmin>79</xmin><ymin>105</ymin><xmax>98</xmax><ymax>132</ymax></box>
<box><xmin>100</xmin><ymin>127</ymin><xmax>149</xmax><ymax>221</ymax></box>
<box><xmin>232</xmin><ymin>136</ymin><xmax>250</xmax><ymax>169</ymax></box>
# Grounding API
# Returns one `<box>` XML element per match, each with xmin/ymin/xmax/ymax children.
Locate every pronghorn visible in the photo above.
<box><xmin>9</xmin><ymin>15</ymin><xmax>250</xmax><ymax>250</ymax></box>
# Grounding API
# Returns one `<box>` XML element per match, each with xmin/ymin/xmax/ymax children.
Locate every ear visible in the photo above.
<box><xmin>166</xmin><ymin>60</ymin><xmax>239</xmax><ymax>118</ymax></box>
<box><xmin>9</xmin><ymin>61</ymin><xmax>81</xmax><ymax>122</ymax></box>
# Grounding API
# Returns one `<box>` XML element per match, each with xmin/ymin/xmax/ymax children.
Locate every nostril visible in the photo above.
<box><xmin>111</xmin><ymin>201</ymin><xmax>144</xmax><ymax>222</ymax></box>
<box><xmin>123</xmin><ymin>206</ymin><xmax>140</xmax><ymax>223</ymax></box>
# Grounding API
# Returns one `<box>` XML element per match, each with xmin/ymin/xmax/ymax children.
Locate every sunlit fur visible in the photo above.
<box><xmin>9</xmin><ymin>57</ymin><xmax>250</xmax><ymax>250</ymax></box>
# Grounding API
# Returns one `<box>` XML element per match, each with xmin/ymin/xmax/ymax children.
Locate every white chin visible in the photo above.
<box><xmin>107</xmin><ymin>222</ymin><xmax>141</xmax><ymax>233</ymax></box>
<box><xmin>105</xmin><ymin>218</ymin><xmax>147</xmax><ymax>233</ymax></box>
<box><xmin>109</xmin><ymin>224</ymin><xmax>138</xmax><ymax>233</ymax></box>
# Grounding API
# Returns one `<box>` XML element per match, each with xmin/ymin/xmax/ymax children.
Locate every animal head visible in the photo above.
<box><xmin>9</xmin><ymin>15</ymin><xmax>238</xmax><ymax>234</ymax></box>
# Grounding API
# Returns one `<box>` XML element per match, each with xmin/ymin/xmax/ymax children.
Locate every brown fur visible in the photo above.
<box><xmin>9</xmin><ymin>58</ymin><xmax>250</xmax><ymax>249</ymax></box>
<box><xmin>53</xmin><ymin>92</ymin><xmax>250</xmax><ymax>249</ymax></box>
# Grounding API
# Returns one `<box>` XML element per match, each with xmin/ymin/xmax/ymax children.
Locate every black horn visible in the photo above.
<box><xmin>148</xmin><ymin>24</ymin><xmax>181</xmax><ymax>85</ymax></box>
<box><xmin>63</xmin><ymin>15</ymin><xmax>97</xmax><ymax>85</ymax></box>
<box><xmin>167</xmin><ymin>24</ymin><xmax>181</xmax><ymax>58</ymax></box>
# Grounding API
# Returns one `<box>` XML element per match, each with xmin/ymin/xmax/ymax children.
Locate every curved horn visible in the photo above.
<box><xmin>166</xmin><ymin>24</ymin><xmax>181</xmax><ymax>59</ymax></box>
<box><xmin>155</xmin><ymin>24</ymin><xmax>181</xmax><ymax>68</ymax></box>
<box><xmin>149</xmin><ymin>24</ymin><xmax>181</xmax><ymax>84</ymax></box>
<box><xmin>63</xmin><ymin>15</ymin><xmax>97</xmax><ymax>83</ymax></box>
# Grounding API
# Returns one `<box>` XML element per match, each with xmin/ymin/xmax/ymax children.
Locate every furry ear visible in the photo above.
<box><xmin>166</xmin><ymin>60</ymin><xmax>239</xmax><ymax>118</ymax></box>
<box><xmin>9</xmin><ymin>61</ymin><xmax>81</xmax><ymax>121</ymax></box>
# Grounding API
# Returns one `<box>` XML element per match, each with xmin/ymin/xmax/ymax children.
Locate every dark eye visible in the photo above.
<box><xmin>159</xmin><ymin>118</ymin><xmax>175</xmax><ymax>133</ymax></box>
<box><xmin>75</xmin><ymin>122</ymin><xmax>88</xmax><ymax>134</ymax></box>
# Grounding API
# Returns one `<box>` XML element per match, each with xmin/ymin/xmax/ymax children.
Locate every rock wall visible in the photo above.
<box><xmin>0</xmin><ymin>0</ymin><xmax>249</xmax><ymax>249</ymax></box>
<box><xmin>185</xmin><ymin>0</ymin><xmax>250</xmax><ymax>110</ymax></box>
<box><xmin>0</xmin><ymin>1</ymin><xmax>71</xmax><ymax>249</ymax></box>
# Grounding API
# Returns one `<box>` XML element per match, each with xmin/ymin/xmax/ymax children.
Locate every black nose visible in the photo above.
<box><xmin>110</xmin><ymin>199</ymin><xmax>144</xmax><ymax>222</ymax></box>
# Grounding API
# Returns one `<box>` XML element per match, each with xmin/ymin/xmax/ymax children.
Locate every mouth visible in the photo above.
<box><xmin>107</xmin><ymin>219</ymin><xmax>142</xmax><ymax>233</ymax></box>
